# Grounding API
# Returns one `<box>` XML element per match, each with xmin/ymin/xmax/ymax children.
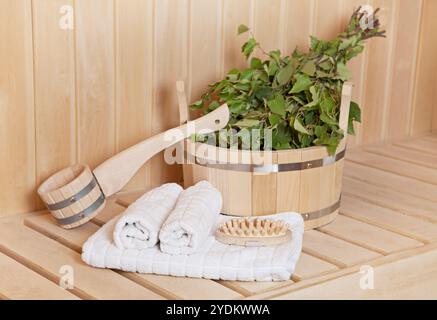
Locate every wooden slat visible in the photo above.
<box><xmin>115</xmin><ymin>0</ymin><xmax>153</xmax><ymax>190</ymax></box>
<box><xmin>253</xmin><ymin>0</ymin><xmax>283</xmax><ymax>55</ymax></box>
<box><xmin>422</xmin><ymin>135</ymin><xmax>437</xmax><ymax>143</ymax></box>
<box><xmin>150</xmin><ymin>0</ymin><xmax>188</xmax><ymax>186</ymax></box>
<box><xmin>360</xmin><ymin>0</ymin><xmax>398</xmax><ymax>144</ymax></box>
<box><xmin>343</xmin><ymin>177</ymin><xmax>437</xmax><ymax>223</ymax></box>
<box><xmin>314</xmin><ymin>0</ymin><xmax>343</xmax><ymax>40</ymax></box>
<box><xmin>0</xmin><ymin>221</ymin><xmax>163</xmax><ymax>300</ymax></box>
<box><xmin>24</xmin><ymin>209</ymin><xmax>242</xmax><ymax>300</ymax></box>
<box><xmin>341</xmin><ymin>0</ymin><xmax>369</xmax><ymax>147</ymax></box>
<box><xmin>341</xmin><ymin>195</ymin><xmax>437</xmax><ymax>243</ymax></box>
<box><xmin>220</xmin><ymin>280</ymin><xmax>292</xmax><ymax>297</ymax></box>
<box><xmin>33</xmin><ymin>0</ymin><xmax>76</xmax><ymax>207</ymax></box>
<box><xmin>75</xmin><ymin>0</ymin><xmax>115</xmax><ymax>168</ymax></box>
<box><xmin>293</xmin><ymin>253</ymin><xmax>339</xmax><ymax>281</ymax></box>
<box><xmin>319</xmin><ymin>215</ymin><xmax>422</xmax><ymax>255</ymax></box>
<box><xmin>386</xmin><ymin>0</ymin><xmax>423</xmax><ymax>140</ymax></box>
<box><xmin>0</xmin><ymin>0</ymin><xmax>35</xmax><ymax>215</ymax></box>
<box><xmin>222</xmin><ymin>0</ymin><xmax>251</xmax><ymax>72</ymax></box>
<box><xmin>411</xmin><ymin>0</ymin><xmax>437</xmax><ymax>135</ymax></box>
<box><xmin>346</xmin><ymin>150</ymin><xmax>437</xmax><ymax>185</ymax></box>
<box><xmin>270</xmin><ymin>244</ymin><xmax>437</xmax><ymax>300</ymax></box>
<box><xmin>283</xmin><ymin>0</ymin><xmax>313</xmax><ymax>53</ymax></box>
<box><xmin>303</xmin><ymin>230</ymin><xmax>381</xmax><ymax>268</ymax></box>
<box><xmin>395</xmin><ymin>139</ymin><xmax>437</xmax><ymax>156</ymax></box>
<box><xmin>0</xmin><ymin>252</ymin><xmax>78</xmax><ymax>300</ymax></box>
<box><xmin>365</xmin><ymin>144</ymin><xmax>437</xmax><ymax>169</ymax></box>
<box><xmin>189</xmin><ymin>0</ymin><xmax>223</xmax><ymax>100</ymax></box>
<box><xmin>344</xmin><ymin>161</ymin><xmax>437</xmax><ymax>202</ymax></box>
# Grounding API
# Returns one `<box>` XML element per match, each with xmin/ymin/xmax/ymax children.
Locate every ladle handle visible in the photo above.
<box><xmin>93</xmin><ymin>103</ymin><xmax>229</xmax><ymax>197</ymax></box>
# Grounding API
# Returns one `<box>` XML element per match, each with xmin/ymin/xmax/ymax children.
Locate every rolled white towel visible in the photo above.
<box><xmin>113</xmin><ymin>183</ymin><xmax>183</xmax><ymax>250</ymax></box>
<box><xmin>159</xmin><ymin>181</ymin><xmax>222</xmax><ymax>255</ymax></box>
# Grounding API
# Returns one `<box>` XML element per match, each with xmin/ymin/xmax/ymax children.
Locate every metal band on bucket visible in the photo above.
<box><xmin>302</xmin><ymin>197</ymin><xmax>341</xmax><ymax>221</ymax></box>
<box><xmin>189</xmin><ymin>149</ymin><xmax>346</xmax><ymax>173</ymax></box>
<box><xmin>45</xmin><ymin>177</ymin><xmax>98</xmax><ymax>211</ymax></box>
<box><xmin>56</xmin><ymin>193</ymin><xmax>105</xmax><ymax>226</ymax></box>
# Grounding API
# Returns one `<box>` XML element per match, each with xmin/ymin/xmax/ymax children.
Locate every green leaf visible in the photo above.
<box><xmin>190</xmin><ymin>100</ymin><xmax>203</xmax><ymax>110</ymax></box>
<box><xmin>267</xmin><ymin>94</ymin><xmax>286</xmax><ymax>118</ymax></box>
<box><xmin>290</xmin><ymin>74</ymin><xmax>313</xmax><ymax>93</ymax></box>
<box><xmin>276</xmin><ymin>62</ymin><xmax>294</xmax><ymax>86</ymax></box>
<box><xmin>207</xmin><ymin>101</ymin><xmax>220</xmax><ymax>111</ymax></box>
<box><xmin>294</xmin><ymin>118</ymin><xmax>310</xmax><ymax>135</ymax></box>
<box><xmin>301</xmin><ymin>60</ymin><xmax>316</xmax><ymax>76</ymax></box>
<box><xmin>234</xmin><ymin>119</ymin><xmax>260</xmax><ymax>128</ymax></box>
<box><xmin>339</xmin><ymin>36</ymin><xmax>356</xmax><ymax>51</ymax></box>
<box><xmin>268</xmin><ymin>114</ymin><xmax>281</xmax><ymax>126</ymax></box>
<box><xmin>254</xmin><ymin>87</ymin><xmax>273</xmax><ymax>100</ymax></box>
<box><xmin>250</xmin><ymin>57</ymin><xmax>263</xmax><ymax>69</ymax></box>
<box><xmin>319</xmin><ymin>60</ymin><xmax>333</xmax><ymax>71</ymax></box>
<box><xmin>348</xmin><ymin>101</ymin><xmax>361</xmax><ymax>135</ymax></box>
<box><xmin>336</xmin><ymin>62</ymin><xmax>352</xmax><ymax>81</ymax></box>
<box><xmin>315</xmin><ymin>125</ymin><xmax>327</xmax><ymax>138</ymax></box>
<box><xmin>320</xmin><ymin>96</ymin><xmax>335</xmax><ymax>115</ymax></box>
<box><xmin>320</xmin><ymin>113</ymin><xmax>338</xmax><ymax>126</ymax></box>
<box><xmin>238</xmin><ymin>24</ymin><xmax>249</xmax><ymax>35</ymax></box>
<box><xmin>242</xmin><ymin>38</ymin><xmax>258</xmax><ymax>59</ymax></box>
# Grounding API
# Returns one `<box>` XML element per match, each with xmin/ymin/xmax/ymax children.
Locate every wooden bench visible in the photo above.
<box><xmin>1</xmin><ymin>135</ymin><xmax>437</xmax><ymax>299</ymax></box>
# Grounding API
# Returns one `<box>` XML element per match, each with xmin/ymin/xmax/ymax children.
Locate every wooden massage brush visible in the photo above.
<box><xmin>38</xmin><ymin>85</ymin><xmax>230</xmax><ymax>229</ymax></box>
<box><xmin>215</xmin><ymin>218</ymin><xmax>292</xmax><ymax>247</ymax></box>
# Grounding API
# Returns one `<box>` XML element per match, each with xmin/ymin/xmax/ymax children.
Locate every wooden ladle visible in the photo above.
<box><xmin>38</xmin><ymin>93</ymin><xmax>229</xmax><ymax>229</ymax></box>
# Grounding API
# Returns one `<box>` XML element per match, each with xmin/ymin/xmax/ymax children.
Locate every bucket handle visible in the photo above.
<box><xmin>339</xmin><ymin>82</ymin><xmax>353</xmax><ymax>145</ymax></box>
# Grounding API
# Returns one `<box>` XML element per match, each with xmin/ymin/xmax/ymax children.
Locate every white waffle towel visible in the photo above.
<box><xmin>113</xmin><ymin>183</ymin><xmax>182</xmax><ymax>250</ymax></box>
<box><xmin>82</xmin><ymin>212</ymin><xmax>304</xmax><ymax>282</ymax></box>
<box><xmin>159</xmin><ymin>181</ymin><xmax>222</xmax><ymax>255</ymax></box>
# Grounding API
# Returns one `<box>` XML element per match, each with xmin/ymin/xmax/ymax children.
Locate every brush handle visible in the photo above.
<box><xmin>93</xmin><ymin>103</ymin><xmax>229</xmax><ymax>197</ymax></box>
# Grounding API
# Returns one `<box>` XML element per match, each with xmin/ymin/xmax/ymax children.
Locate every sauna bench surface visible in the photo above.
<box><xmin>1</xmin><ymin>135</ymin><xmax>437</xmax><ymax>300</ymax></box>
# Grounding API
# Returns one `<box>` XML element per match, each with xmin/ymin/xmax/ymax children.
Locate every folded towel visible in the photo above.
<box><xmin>82</xmin><ymin>212</ymin><xmax>304</xmax><ymax>282</ymax></box>
<box><xmin>159</xmin><ymin>181</ymin><xmax>222</xmax><ymax>255</ymax></box>
<box><xmin>113</xmin><ymin>183</ymin><xmax>183</xmax><ymax>250</ymax></box>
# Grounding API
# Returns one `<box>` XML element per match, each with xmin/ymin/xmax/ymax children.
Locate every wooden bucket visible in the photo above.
<box><xmin>37</xmin><ymin>164</ymin><xmax>106</xmax><ymax>229</ymax></box>
<box><xmin>181</xmin><ymin>82</ymin><xmax>352</xmax><ymax>230</ymax></box>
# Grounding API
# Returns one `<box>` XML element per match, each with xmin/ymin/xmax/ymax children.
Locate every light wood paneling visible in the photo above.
<box><xmin>115</xmin><ymin>0</ymin><xmax>153</xmax><ymax>190</ymax></box>
<box><xmin>75</xmin><ymin>0</ymin><xmax>115</xmax><ymax>168</ymax></box>
<box><xmin>0</xmin><ymin>0</ymin><xmax>35</xmax><ymax>215</ymax></box>
<box><xmin>150</xmin><ymin>0</ymin><xmax>189</xmax><ymax>187</ymax></box>
<box><xmin>33</xmin><ymin>0</ymin><xmax>76</xmax><ymax>210</ymax></box>
<box><xmin>1</xmin><ymin>0</ymin><xmax>437</xmax><ymax>215</ymax></box>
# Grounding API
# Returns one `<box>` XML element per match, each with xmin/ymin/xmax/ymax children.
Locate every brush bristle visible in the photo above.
<box><xmin>218</xmin><ymin>218</ymin><xmax>288</xmax><ymax>238</ymax></box>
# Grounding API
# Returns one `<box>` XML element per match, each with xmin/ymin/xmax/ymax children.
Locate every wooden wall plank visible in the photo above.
<box><xmin>222</xmin><ymin>0</ymin><xmax>251</xmax><ymax>72</ymax></box>
<box><xmin>115</xmin><ymin>0</ymin><xmax>153</xmax><ymax>190</ymax></box>
<box><xmin>253</xmin><ymin>0</ymin><xmax>283</xmax><ymax>55</ymax></box>
<box><xmin>342</xmin><ymin>0</ymin><xmax>370</xmax><ymax>147</ymax></box>
<box><xmin>75</xmin><ymin>0</ymin><xmax>115</xmax><ymax>168</ymax></box>
<box><xmin>0</xmin><ymin>0</ymin><xmax>36</xmax><ymax>215</ymax></box>
<box><xmin>189</xmin><ymin>0</ymin><xmax>223</xmax><ymax>102</ymax></box>
<box><xmin>283</xmin><ymin>0</ymin><xmax>313</xmax><ymax>54</ymax></box>
<box><xmin>33</xmin><ymin>0</ymin><xmax>76</xmax><ymax>209</ymax></box>
<box><xmin>150</xmin><ymin>0</ymin><xmax>189</xmax><ymax>186</ymax></box>
<box><xmin>360</xmin><ymin>0</ymin><xmax>398</xmax><ymax>145</ymax></box>
<box><xmin>314</xmin><ymin>0</ymin><xmax>343</xmax><ymax>40</ymax></box>
<box><xmin>386</xmin><ymin>0</ymin><xmax>422</xmax><ymax>141</ymax></box>
<box><xmin>412</xmin><ymin>0</ymin><xmax>437</xmax><ymax>135</ymax></box>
